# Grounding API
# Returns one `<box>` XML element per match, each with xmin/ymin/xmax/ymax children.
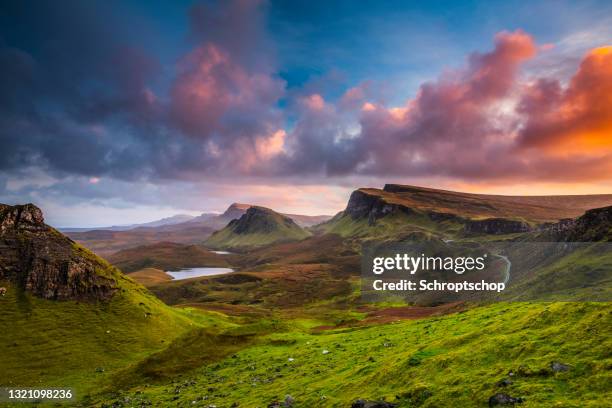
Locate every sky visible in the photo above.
<box><xmin>1</xmin><ymin>0</ymin><xmax>611</xmax><ymax>227</ymax></box>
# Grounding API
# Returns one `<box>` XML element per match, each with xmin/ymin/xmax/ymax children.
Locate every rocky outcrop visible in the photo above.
<box><xmin>546</xmin><ymin>205</ymin><xmax>612</xmax><ymax>241</ymax></box>
<box><xmin>0</xmin><ymin>203</ymin><xmax>118</xmax><ymax>300</ymax></box>
<box><xmin>344</xmin><ymin>190</ymin><xmax>413</xmax><ymax>225</ymax></box>
<box><xmin>464</xmin><ymin>218</ymin><xmax>532</xmax><ymax>235</ymax></box>
<box><xmin>488</xmin><ymin>393</ymin><xmax>523</xmax><ymax>406</ymax></box>
<box><xmin>343</xmin><ymin>189</ymin><xmax>462</xmax><ymax>226</ymax></box>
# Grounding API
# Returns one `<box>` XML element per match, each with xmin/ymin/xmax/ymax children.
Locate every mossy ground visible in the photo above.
<box><xmin>79</xmin><ymin>301</ymin><xmax>611</xmax><ymax>407</ymax></box>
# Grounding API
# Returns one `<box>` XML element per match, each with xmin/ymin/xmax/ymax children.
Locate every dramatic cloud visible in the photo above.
<box><xmin>1</xmin><ymin>0</ymin><xmax>611</xmax><ymax>224</ymax></box>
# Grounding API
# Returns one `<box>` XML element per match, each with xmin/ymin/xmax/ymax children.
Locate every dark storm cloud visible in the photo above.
<box><xmin>1</xmin><ymin>1</ymin><xmax>612</xmax><ymax>189</ymax></box>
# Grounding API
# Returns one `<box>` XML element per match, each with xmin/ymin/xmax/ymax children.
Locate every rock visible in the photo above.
<box><xmin>0</xmin><ymin>287</ymin><xmax>6</xmax><ymax>296</ymax></box>
<box><xmin>546</xmin><ymin>205</ymin><xmax>612</xmax><ymax>241</ymax></box>
<box><xmin>284</xmin><ymin>395</ymin><xmax>294</xmax><ymax>407</ymax></box>
<box><xmin>344</xmin><ymin>190</ymin><xmax>413</xmax><ymax>225</ymax></box>
<box><xmin>0</xmin><ymin>203</ymin><xmax>118</xmax><ymax>300</ymax></box>
<box><xmin>322</xmin><ymin>349</ymin><xmax>330</xmax><ymax>355</ymax></box>
<box><xmin>550</xmin><ymin>361</ymin><xmax>570</xmax><ymax>372</ymax></box>
<box><xmin>351</xmin><ymin>399</ymin><xmax>397</xmax><ymax>408</ymax></box>
<box><xmin>488</xmin><ymin>393</ymin><xmax>523</xmax><ymax>406</ymax></box>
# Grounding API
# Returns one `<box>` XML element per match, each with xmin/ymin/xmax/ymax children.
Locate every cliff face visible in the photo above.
<box><xmin>342</xmin><ymin>189</ymin><xmax>536</xmax><ymax>234</ymax></box>
<box><xmin>344</xmin><ymin>190</ymin><xmax>414</xmax><ymax>225</ymax></box>
<box><xmin>0</xmin><ymin>203</ymin><xmax>118</xmax><ymax>300</ymax></box>
<box><xmin>546</xmin><ymin>206</ymin><xmax>612</xmax><ymax>241</ymax></box>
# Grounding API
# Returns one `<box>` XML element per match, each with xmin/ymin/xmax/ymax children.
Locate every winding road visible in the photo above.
<box><xmin>493</xmin><ymin>253</ymin><xmax>512</xmax><ymax>285</ymax></box>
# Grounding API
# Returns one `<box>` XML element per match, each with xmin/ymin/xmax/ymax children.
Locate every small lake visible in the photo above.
<box><xmin>166</xmin><ymin>267</ymin><xmax>234</xmax><ymax>280</ymax></box>
<box><xmin>211</xmin><ymin>250</ymin><xmax>233</xmax><ymax>255</ymax></box>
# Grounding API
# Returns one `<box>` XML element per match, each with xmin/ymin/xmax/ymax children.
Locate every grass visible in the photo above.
<box><xmin>107</xmin><ymin>242</ymin><xmax>229</xmax><ymax>273</ymax></box>
<box><xmin>129</xmin><ymin>268</ymin><xmax>173</xmax><ymax>286</ymax></box>
<box><xmin>89</xmin><ymin>301</ymin><xmax>612</xmax><ymax>407</ymax></box>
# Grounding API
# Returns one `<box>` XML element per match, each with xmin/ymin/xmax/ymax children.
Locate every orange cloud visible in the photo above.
<box><xmin>518</xmin><ymin>45</ymin><xmax>612</xmax><ymax>156</ymax></box>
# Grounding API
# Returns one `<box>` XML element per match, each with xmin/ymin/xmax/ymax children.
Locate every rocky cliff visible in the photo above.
<box><xmin>344</xmin><ymin>189</ymin><xmax>415</xmax><ymax>225</ymax></box>
<box><xmin>545</xmin><ymin>206</ymin><xmax>612</xmax><ymax>241</ymax></box>
<box><xmin>344</xmin><ymin>189</ymin><xmax>462</xmax><ymax>225</ymax></box>
<box><xmin>0</xmin><ymin>203</ymin><xmax>119</xmax><ymax>300</ymax></box>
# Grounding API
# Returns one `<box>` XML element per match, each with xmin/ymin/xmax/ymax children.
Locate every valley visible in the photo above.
<box><xmin>1</xmin><ymin>185</ymin><xmax>611</xmax><ymax>407</ymax></box>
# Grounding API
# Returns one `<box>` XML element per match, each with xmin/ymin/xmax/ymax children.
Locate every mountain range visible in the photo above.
<box><xmin>65</xmin><ymin>203</ymin><xmax>331</xmax><ymax>255</ymax></box>
<box><xmin>2</xmin><ymin>184</ymin><xmax>612</xmax><ymax>407</ymax></box>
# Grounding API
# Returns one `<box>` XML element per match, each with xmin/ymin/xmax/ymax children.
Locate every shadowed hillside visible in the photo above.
<box><xmin>108</xmin><ymin>242</ymin><xmax>229</xmax><ymax>273</ymax></box>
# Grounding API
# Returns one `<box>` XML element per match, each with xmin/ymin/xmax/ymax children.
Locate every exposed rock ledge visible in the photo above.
<box><xmin>0</xmin><ymin>203</ymin><xmax>118</xmax><ymax>300</ymax></box>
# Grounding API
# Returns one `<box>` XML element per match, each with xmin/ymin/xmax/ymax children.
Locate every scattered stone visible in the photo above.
<box><xmin>550</xmin><ymin>361</ymin><xmax>570</xmax><ymax>372</ymax></box>
<box><xmin>488</xmin><ymin>393</ymin><xmax>523</xmax><ymax>406</ymax></box>
<box><xmin>267</xmin><ymin>401</ymin><xmax>281</xmax><ymax>408</ymax></box>
<box><xmin>322</xmin><ymin>349</ymin><xmax>330</xmax><ymax>355</ymax></box>
<box><xmin>95</xmin><ymin>367</ymin><xmax>105</xmax><ymax>373</ymax></box>
<box><xmin>0</xmin><ymin>287</ymin><xmax>6</xmax><ymax>296</ymax></box>
<box><xmin>288</xmin><ymin>358</ymin><xmax>294</xmax><ymax>362</ymax></box>
<box><xmin>351</xmin><ymin>399</ymin><xmax>397</xmax><ymax>408</ymax></box>
<box><xmin>284</xmin><ymin>395</ymin><xmax>294</xmax><ymax>407</ymax></box>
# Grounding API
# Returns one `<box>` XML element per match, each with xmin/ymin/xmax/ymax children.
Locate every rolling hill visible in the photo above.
<box><xmin>205</xmin><ymin>206</ymin><xmax>311</xmax><ymax>250</ymax></box>
<box><xmin>107</xmin><ymin>241</ymin><xmax>229</xmax><ymax>273</ymax></box>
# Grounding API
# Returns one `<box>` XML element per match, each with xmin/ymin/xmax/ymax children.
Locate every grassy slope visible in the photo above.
<box><xmin>129</xmin><ymin>267</ymin><xmax>173</xmax><ymax>286</ymax></box>
<box><xmin>93</xmin><ymin>301</ymin><xmax>612</xmax><ymax>407</ymax></box>
<box><xmin>0</xmin><ymin>243</ymin><xmax>225</xmax><ymax>405</ymax></box>
<box><xmin>320</xmin><ymin>211</ymin><xmax>462</xmax><ymax>240</ymax></box>
<box><xmin>370</xmin><ymin>185</ymin><xmax>612</xmax><ymax>222</ymax></box>
<box><xmin>205</xmin><ymin>209</ymin><xmax>311</xmax><ymax>250</ymax></box>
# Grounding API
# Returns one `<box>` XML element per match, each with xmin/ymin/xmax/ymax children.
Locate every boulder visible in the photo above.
<box><xmin>488</xmin><ymin>393</ymin><xmax>523</xmax><ymax>406</ymax></box>
<box><xmin>550</xmin><ymin>361</ymin><xmax>570</xmax><ymax>372</ymax></box>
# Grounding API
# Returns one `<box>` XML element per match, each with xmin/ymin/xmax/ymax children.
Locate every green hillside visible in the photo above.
<box><xmin>0</xmin><ymin>247</ymin><xmax>205</xmax><ymax>402</ymax></box>
<box><xmin>90</xmin><ymin>301</ymin><xmax>612</xmax><ymax>407</ymax></box>
<box><xmin>206</xmin><ymin>206</ymin><xmax>311</xmax><ymax>250</ymax></box>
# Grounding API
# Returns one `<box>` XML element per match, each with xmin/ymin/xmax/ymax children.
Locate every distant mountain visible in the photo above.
<box><xmin>185</xmin><ymin>203</ymin><xmax>332</xmax><ymax>228</ymax></box>
<box><xmin>67</xmin><ymin>203</ymin><xmax>329</xmax><ymax>255</ymax></box>
<box><xmin>60</xmin><ymin>214</ymin><xmax>195</xmax><ymax>232</ymax></box>
<box><xmin>283</xmin><ymin>213</ymin><xmax>332</xmax><ymax>227</ymax></box>
<box><xmin>205</xmin><ymin>206</ymin><xmax>311</xmax><ymax>250</ymax></box>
